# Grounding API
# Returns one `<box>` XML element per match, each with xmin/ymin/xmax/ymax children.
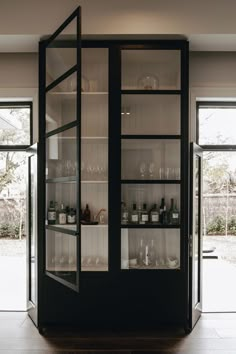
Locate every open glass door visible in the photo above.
<box><xmin>39</xmin><ymin>7</ymin><xmax>81</xmax><ymax>291</ymax></box>
<box><xmin>27</xmin><ymin>144</ymin><xmax>38</xmax><ymax>326</ymax></box>
<box><xmin>188</xmin><ymin>142</ymin><xmax>203</xmax><ymax>330</ymax></box>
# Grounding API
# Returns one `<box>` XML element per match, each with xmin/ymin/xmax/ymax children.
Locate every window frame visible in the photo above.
<box><xmin>0</xmin><ymin>101</ymin><xmax>33</xmax><ymax>150</ymax></box>
<box><xmin>196</xmin><ymin>101</ymin><xmax>236</xmax><ymax>151</ymax></box>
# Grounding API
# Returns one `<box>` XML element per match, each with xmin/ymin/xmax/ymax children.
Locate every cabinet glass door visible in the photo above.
<box><xmin>120</xmin><ymin>47</ymin><xmax>181</xmax><ymax>270</ymax></box>
<box><xmin>41</xmin><ymin>7</ymin><xmax>81</xmax><ymax>290</ymax></box>
<box><xmin>81</xmin><ymin>48</ymin><xmax>109</xmax><ymax>271</ymax></box>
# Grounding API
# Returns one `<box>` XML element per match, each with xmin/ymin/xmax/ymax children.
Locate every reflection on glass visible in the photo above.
<box><xmin>122</xmin><ymin>139</ymin><xmax>180</xmax><ymax>180</ymax></box>
<box><xmin>194</xmin><ymin>156</ymin><xmax>200</xmax><ymax>306</ymax></box>
<box><xmin>46</xmin><ymin>230</ymin><xmax>77</xmax><ymax>284</ymax></box>
<box><xmin>46</xmin><ymin>17</ymin><xmax>76</xmax><ymax>86</ymax></box>
<box><xmin>121</xmin><ymin>95</ymin><xmax>180</xmax><ymax>135</ymax></box>
<box><xmin>46</xmin><ymin>72</ymin><xmax>77</xmax><ymax>133</ymax></box>
<box><xmin>46</xmin><ymin>127</ymin><xmax>77</xmax><ymax>179</ymax></box>
<box><xmin>30</xmin><ymin>154</ymin><xmax>37</xmax><ymax>305</ymax></box>
<box><xmin>81</xmin><ymin>141</ymin><xmax>108</xmax><ymax>181</ymax></box>
<box><xmin>122</xmin><ymin>50</ymin><xmax>180</xmax><ymax>90</ymax></box>
<box><xmin>121</xmin><ymin>229</ymin><xmax>180</xmax><ymax>270</ymax></box>
<box><xmin>81</xmin><ymin>226</ymin><xmax>108</xmax><ymax>272</ymax></box>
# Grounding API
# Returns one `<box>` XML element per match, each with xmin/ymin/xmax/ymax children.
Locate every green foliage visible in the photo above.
<box><xmin>207</xmin><ymin>216</ymin><xmax>226</xmax><ymax>235</ymax></box>
<box><xmin>228</xmin><ymin>217</ymin><xmax>236</xmax><ymax>234</ymax></box>
<box><xmin>0</xmin><ymin>223</ymin><xmax>25</xmax><ymax>239</ymax></box>
<box><xmin>206</xmin><ymin>216</ymin><xmax>236</xmax><ymax>235</ymax></box>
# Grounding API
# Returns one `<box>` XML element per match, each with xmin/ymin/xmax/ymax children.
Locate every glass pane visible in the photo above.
<box><xmin>46</xmin><ymin>182</ymin><xmax>77</xmax><ymax>231</ymax></box>
<box><xmin>46</xmin><ymin>230</ymin><xmax>77</xmax><ymax>285</ymax></box>
<box><xmin>81</xmin><ymin>226</ymin><xmax>108</xmax><ymax>271</ymax></box>
<box><xmin>46</xmin><ymin>19</ymin><xmax>76</xmax><ymax>86</ymax></box>
<box><xmin>46</xmin><ymin>71</ymin><xmax>77</xmax><ymax>133</ymax></box>
<box><xmin>82</xmin><ymin>48</ymin><xmax>108</xmax><ymax>93</ymax></box>
<box><xmin>122</xmin><ymin>50</ymin><xmax>180</xmax><ymax>90</ymax></box>
<box><xmin>121</xmin><ymin>229</ymin><xmax>180</xmax><ymax>270</ymax></box>
<box><xmin>81</xmin><ymin>140</ymin><xmax>108</xmax><ymax>182</ymax></box>
<box><xmin>203</xmin><ymin>151</ymin><xmax>236</xmax><ymax>311</ymax></box>
<box><xmin>82</xmin><ymin>95</ymin><xmax>108</xmax><ymax>138</ymax></box>
<box><xmin>194</xmin><ymin>156</ymin><xmax>200</xmax><ymax>306</ymax></box>
<box><xmin>29</xmin><ymin>154</ymin><xmax>37</xmax><ymax>305</ymax></box>
<box><xmin>122</xmin><ymin>139</ymin><xmax>180</xmax><ymax>180</ymax></box>
<box><xmin>81</xmin><ymin>48</ymin><xmax>109</xmax><ymax>271</ymax></box>
<box><xmin>121</xmin><ymin>184</ymin><xmax>180</xmax><ymax>226</ymax></box>
<box><xmin>0</xmin><ymin>104</ymin><xmax>30</xmax><ymax>145</ymax></box>
<box><xmin>199</xmin><ymin>105</ymin><xmax>236</xmax><ymax>145</ymax></box>
<box><xmin>46</xmin><ymin>127</ymin><xmax>77</xmax><ymax>179</ymax></box>
<box><xmin>0</xmin><ymin>152</ymin><xmax>27</xmax><ymax>310</ymax></box>
<box><xmin>122</xmin><ymin>95</ymin><xmax>180</xmax><ymax>135</ymax></box>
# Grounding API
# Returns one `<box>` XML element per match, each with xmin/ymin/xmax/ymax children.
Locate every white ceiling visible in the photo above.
<box><xmin>2</xmin><ymin>0</ymin><xmax>236</xmax><ymax>52</ymax></box>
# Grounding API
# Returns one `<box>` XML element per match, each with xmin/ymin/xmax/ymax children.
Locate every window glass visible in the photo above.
<box><xmin>198</xmin><ymin>105</ymin><xmax>236</xmax><ymax>145</ymax></box>
<box><xmin>0</xmin><ymin>104</ymin><xmax>31</xmax><ymax>145</ymax></box>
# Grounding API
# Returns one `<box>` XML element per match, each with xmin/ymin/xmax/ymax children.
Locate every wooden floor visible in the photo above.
<box><xmin>2</xmin><ymin>312</ymin><xmax>236</xmax><ymax>353</ymax></box>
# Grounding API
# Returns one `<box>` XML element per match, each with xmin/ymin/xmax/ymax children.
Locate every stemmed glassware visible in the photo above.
<box><xmin>139</xmin><ymin>162</ymin><xmax>146</xmax><ymax>178</ymax></box>
<box><xmin>149</xmin><ymin>162</ymin><xmax>155</xmax><ymax>179</ymax></box>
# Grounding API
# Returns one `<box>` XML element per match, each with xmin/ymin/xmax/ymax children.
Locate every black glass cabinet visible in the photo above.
<box><xmin>34</xmin><ymin>7</ymin><xmax>193</xmax><ymax>332</ymax></box>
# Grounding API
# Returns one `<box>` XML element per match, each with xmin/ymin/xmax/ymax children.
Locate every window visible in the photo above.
<box><xmin>0</xmin><ymin>102</ymin><xmax>32</xmax><ymax>146</ymax></box>
<box><xmin>197</xmin><ymin>102</ymin><xmax>236</xmax><ymax>146</ymax></box>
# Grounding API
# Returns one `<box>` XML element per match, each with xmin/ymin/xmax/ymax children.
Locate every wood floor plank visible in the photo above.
<box><xmin>1</xmin><ymin>312</ymin><xmax>236</xmax><ymax>353</ymax></box>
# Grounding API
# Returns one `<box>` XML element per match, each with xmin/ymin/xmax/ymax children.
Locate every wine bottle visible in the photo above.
<box><xmin>170</xmin><ymin>199</ymin><xmax>180</xmax><ymax>225</ymax></box>
<box><xmin>130</xmin><ymin>203</ymin><xmax>139</xmax><ymax>224</ymax></box>
<box><xmin>150</xmin><ymin>203</ymin><xmax>159</xmax><ymax>224</ymax></box>
<box><xmin>58</xmin><ymin>203</ymin><xmax>67</xmax><ymax>225</ymax></box>
<box><xmin>83</xmin><ymin>204</ymin><xmax>91</xmax><ymax>222</ymax></box>
<box><xmin>160</xmin><ymin>198</ymin><xmax>168</xmax><ymax>224</ymax></box>
<box><xmin>168</xmin><ymin>198</ymin><xmax>174</xmax><ymax>224</ymax></box>
<box><xmin>140</xmin><ymin>203</ymin><xmax>149</xmax><ymax>224</ymax></box>
<box><xmin>121</xmin><ymin>202</ymin><xmax>129</xmax><ymax>224</ymax></box>
<box><xmin>67</xmin><ymin>208</ymin><xmax>76</xmax><ymax>224</ymax></box>
<box><xmin>159</xmin><ymin>198</ymin><xmax>165</xmax><ymax>224</ymax></box>
<box><xmin>47</xmin><ymin>200</ymin><xmax>56</xmax><ymax>225</ymax></box>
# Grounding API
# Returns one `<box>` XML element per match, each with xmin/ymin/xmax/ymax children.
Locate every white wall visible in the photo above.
<box><xmin>189</xmin><ymin>52</ymin><xmax>236</xmax><ymax>141</ymax></box>
<box><xmin>1</xmin><ymin>0</ymin><xmax>236</xmax><ymax>36</ymax></box>
<box><xmin>0</xmin><ymin>53</ymin><xmax>38</xmax><ymax>142</ymax></box>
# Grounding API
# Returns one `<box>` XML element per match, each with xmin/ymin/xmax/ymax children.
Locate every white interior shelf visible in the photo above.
<box><xmin>81</xmin><ymin>181</ymin><xmax>108</xmax><ymax>184</ymax></box>
<box><xmin>81</xmin><ymin>224</ymin><xmax>108</xmax><ymax>228</ymax></box>
<box><xmin>49</xmin><ymin>91</ymin><xmax>108</xmax><ymax>95</ymax></box>
<box><xmin>81</xmin><ymin>137</ymin><xmax>108</xmax><ymax>140</ymax></box>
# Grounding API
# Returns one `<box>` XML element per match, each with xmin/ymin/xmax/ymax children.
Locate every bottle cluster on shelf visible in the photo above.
<box><xmin>80</xmin><ymin>203</ymin><xmax>106</xmax><ymax>225</ymax></box>
<box><xmin>122</xmin><ymin>238</ymin><xmax>179</xmax><ymax>270</ymax></box>
<box><xmin>121</xmin><ymin>198</ymin><xmax>180</xmax><ymax>225</ymax></box>
<box><xmin>47</xmin><ymin>201</ymin><xmax>107</xmax><ymax>226</ymax></box>
<box><xmin>47</xmin><ymin>201</ymin><xmax>76</xmax><ymax>225</ymax></box>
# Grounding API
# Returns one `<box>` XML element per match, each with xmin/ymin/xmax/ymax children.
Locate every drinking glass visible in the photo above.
<box><xmin>139</xmin><ymin>162</ymin><xmax>146</xmax><ymax>179</ymax></box>
<box><xmin>56</xmin><ymin>163</ymin><xmax>62</xmax><ymax>178</ymax></box>
<box><xmin>165</xmin><ymin>167</ymin><xmax>171</xmax><ymax>179</ymax></box>
<box><xmin>87</xmin><ymin>164</ymin><xmax>95</xmax><ymax>179</ymax></box>
<box><xmin>175</xmin><ymin>167</ymin><xmax>180</xmax><ymax>180</ymax></box>
<box><xmin>81</xmin><ymin>161</ymin><xmax>85</xmax><ymax>179</ymax></box>
<box><xmin>159</xmin><ymin>167</ymin><xmax>165</xmax><ymax>179</ymax></box>
<box><xmin>149</xmin><ymin>162</ymin><xmax>155</xmax><ymax>179</ymax></box>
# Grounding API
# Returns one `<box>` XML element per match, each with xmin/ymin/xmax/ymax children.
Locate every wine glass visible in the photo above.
<box><xmin>149</xmin><ymin>162</ymin><xmax>155</xmax><ymax>179</ymax></box>
<box><xmin>87</xmin><ymin>164</ymin><xmax>95</xmax><ymax>180</ymax></box>
<box><xmin>139</xmin><ymin>162</ymin><xmax>146</xmax><ymax>179</ymax></box>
